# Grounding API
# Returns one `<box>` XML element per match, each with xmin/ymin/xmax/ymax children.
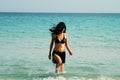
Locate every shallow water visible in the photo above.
<box><xmin>0</xmin><ymin>13</ymin><xmax>120</xmax><ymax>80</ymax></box>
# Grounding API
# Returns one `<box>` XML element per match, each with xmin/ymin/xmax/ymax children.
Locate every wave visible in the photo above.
<box><xmin>1</xmin><ymin>76</ymin><xmax>117</xmax><ymax>80</ymax></box>
<box><xmin>0</xmin><ymin>72</ymin><xmax>119</xmax><ymax>80</ymax></box>
<box><xmin>31</xmin><ymin>76</ymin><xmax>119</xmax><ymax>80</ymax></box>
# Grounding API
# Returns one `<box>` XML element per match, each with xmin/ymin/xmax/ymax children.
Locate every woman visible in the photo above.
<box><xmin>48</xmin><ymin>22</ymin><xmax>73</xmax><ymax>73</ymax></box>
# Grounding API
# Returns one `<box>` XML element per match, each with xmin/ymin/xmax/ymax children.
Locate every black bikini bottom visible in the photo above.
<box><xmin>52</xmin><ymin>51</ymin><xmax>66</xmax><ymax>64</ymax></box>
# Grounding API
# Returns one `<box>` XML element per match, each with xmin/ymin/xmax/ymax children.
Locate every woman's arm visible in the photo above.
<box><xmin>65</xmin><ymin>33</ymin><xmax>73</xmax><ymax>55</ymax></box>
<box><xmin>48</xmin><ymin>34</ymin><xmax>55</xmax><ymax>59</ymax></box>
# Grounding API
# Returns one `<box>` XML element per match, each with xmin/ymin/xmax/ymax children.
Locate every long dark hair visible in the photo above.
<box><xmin>49</xmin><ymin>22</ymin><xmax>66</xmax><ymax>35</ymax></box>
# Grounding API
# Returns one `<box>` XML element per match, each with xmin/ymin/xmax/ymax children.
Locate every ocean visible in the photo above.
<box><xmin>0</xmin><ymin>13</ymin><xmax>120</xmax><ymax>80</ymax></box>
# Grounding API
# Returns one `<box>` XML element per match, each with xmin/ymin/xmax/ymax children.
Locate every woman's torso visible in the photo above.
<box><xmin>53</xmin><ymin>33</ymin><xmax>66</xmax><ymax>52</ymax></box>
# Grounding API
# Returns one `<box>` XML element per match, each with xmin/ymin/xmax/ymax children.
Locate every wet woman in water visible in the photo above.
<box><xmin>48</xmin><ymin>22</ymin><xmax>73</xmax><ymax>73</ymax></box>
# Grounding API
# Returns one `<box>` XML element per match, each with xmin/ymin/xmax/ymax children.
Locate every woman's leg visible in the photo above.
<box><xmin>60</xmin><ymin>63</ymin><xmax>64</xmax><ymax>73</ymax></box>
<box><xmin>54</xmin><ymin>54</ymin><xmax>62</xmax><ymax>73</ymax></box>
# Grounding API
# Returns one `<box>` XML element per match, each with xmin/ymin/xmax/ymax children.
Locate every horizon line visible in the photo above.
<box><xmin>0</xmin><ymin>11</ymin><xmax>120</xmax><ymax>14</ymax></box>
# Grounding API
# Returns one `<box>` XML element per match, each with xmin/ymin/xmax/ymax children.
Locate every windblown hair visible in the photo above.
<box><xmin>49</xmin><ymin>22</ymin><xmax>66</xmax><ymax>35</ymax></box>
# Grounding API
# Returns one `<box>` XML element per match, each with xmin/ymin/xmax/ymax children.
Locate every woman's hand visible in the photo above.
<box><xmin>48</xmin><ymin>54</ymin><xmax>51</xmax><ymax>60</ymax></box>
<box><xmin>69</xmin><ymin>51</ymin><xmax>73</xmax><ymax>56</ymax></box>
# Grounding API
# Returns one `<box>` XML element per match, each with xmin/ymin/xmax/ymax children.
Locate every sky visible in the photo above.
<box><xmin>0</xmin><ymin>0</ymin><xmax>120</xmax><ymax>13</ymax></box>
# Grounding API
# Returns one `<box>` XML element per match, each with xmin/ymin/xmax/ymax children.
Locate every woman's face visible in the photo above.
<box><xmin>62</xmin><ymin>29</ymin><xmax>65</xmax><ymax>33</ymax></box>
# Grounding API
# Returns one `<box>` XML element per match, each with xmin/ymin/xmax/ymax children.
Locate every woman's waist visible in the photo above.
<box><xmin>53</xmin><ymin>50</ymin><xmax>65</xmax><ymax>54</ymax></box>
<box><xmin>53</xmin><ymin>48</ymin><xmax>65</xmax><ymax>53</ymax></box>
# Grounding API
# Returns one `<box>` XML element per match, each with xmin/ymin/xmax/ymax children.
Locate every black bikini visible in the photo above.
<box><xmin>52</xmin><ymin>51</ymin><xmax>66</xmax><ymax>64</ymax></box>
<box><xmin>52</xmin><ymin>34</ymin><xmax>66</xmax><ymax>64</ymax></box>
<box><xmin>55</xmin><ymin>35</ymin><xmax>66</xmax><ymax>44</ymax></box>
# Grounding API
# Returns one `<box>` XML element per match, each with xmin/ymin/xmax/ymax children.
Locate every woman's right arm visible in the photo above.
<box><xmin>48</xmin><ymin>34</ymin><xmax>55</xmax><ymax>59</ymax></box>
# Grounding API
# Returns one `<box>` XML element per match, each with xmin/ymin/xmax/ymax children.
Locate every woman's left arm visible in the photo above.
<box><xmin>65</xmin><ymin>33</ymin><xmax>73</xmax><ymax>55</ymax></box>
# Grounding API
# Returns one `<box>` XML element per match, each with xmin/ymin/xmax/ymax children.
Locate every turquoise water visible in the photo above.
<box><xmin>0</xmin><ymin>13</ymin><xmax>120</xmax><ymax>80</ymax></box>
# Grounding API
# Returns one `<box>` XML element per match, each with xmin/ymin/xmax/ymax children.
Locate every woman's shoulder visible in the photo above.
<box><xmin>64</xmin><ymin>33</ymin><xmax>68</xmax><ymax>36</ymax></box>
<box><xmin>64</xmin><ymin>33</ymin><xmax>68</xmax><ymax>38</ymax></box>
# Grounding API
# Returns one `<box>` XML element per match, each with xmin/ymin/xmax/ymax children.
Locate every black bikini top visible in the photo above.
<box><xmin>55</xmin><ymin>34</ymin><xmax>66</xmax><ymax>44</ymax></box>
